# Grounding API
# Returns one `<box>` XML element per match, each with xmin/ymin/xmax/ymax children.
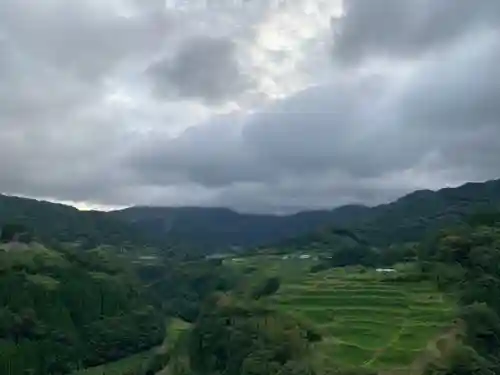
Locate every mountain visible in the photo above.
<box><xmin>0</xmin><ymin>194</ymin><xmax>167</xmax><ymax>250</ymax></box>
<box><xmin>280</xmin><ymin>179</ymin><xmax>500</xmax><ymax>250</ymax></box>
<box><xmin>2</xmin><ymin>179</ymin><xmax>500</xmax><ymax>253</ymax></box>
<box><xmin>112</xmin><ymin>179</ymin><xmax>500</xmax><ymax>251</ymax></box>
<box><xmin>110</xmin><ymin>206</ymin><xmax>358</xmax><ymax>251</ymax></box>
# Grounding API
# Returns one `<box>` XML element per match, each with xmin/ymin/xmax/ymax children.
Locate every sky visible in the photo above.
<box><xmin>1</xmin><ymin>0</ymin><xmax>500</xmax><ymax>213</ymax></box>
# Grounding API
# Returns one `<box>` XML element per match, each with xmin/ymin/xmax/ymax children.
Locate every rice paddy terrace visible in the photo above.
<box><xmin>229</xmin><ymin>256</ymin><xmax>458</xmax><ymax>373</ymax></box>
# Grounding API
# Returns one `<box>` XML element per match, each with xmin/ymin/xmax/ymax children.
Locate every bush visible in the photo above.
<box><xmin>309</xmin><ymin>262</ymin><xmax>332</xmax><ymax>273</ymax></box>
<box><xmin>251</xmin><ymin>277</ymin><xmax>281</xmax><ymax>299</ymax></box>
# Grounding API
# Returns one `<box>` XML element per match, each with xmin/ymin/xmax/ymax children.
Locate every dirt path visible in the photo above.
<box><xmin>407</xmin><ymin>324</ymin><xmax>460</xmax><ymax>375</ymax></box>
<box><xmin>363</xmin><ymin>316</ymin><xmax>410</xmax><ymax>368</ymax></box>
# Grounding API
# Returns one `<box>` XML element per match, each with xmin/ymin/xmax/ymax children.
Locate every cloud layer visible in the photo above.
<box><xmin>1</xmin><ymin>0</ymin><xmax>499</xmax><ymax>213</ymax></box>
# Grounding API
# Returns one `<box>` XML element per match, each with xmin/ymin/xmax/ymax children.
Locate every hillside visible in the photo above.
<box><xmin>1</xmin><ymin>198</ymin><xmax>500</xmax><ymax>375</ymax></box>
<box><xmin>227</xmin><ymin>256</ymin><xmax>457</xmax><ymax>372</ymax></box>
<box><xmin>277</xmin><ymin>179</ymin><xmax>500</xmax><ymax>250</ymax></box>
<box><xmin>113</xmin><ymin>179</ymin><xmax>500</xmax><ymax>251</ymax></box>
<box><xmin>110</xmin><ymin>206</ymin><xmax>353</xmax><ymax>251</ymax></box>
<box><xmin>2</xmin><ymin>179</ymin><xmax>500</xmax><ymax>253</ymax></box>
<box><xmin>0</xmin><ymin>194</ymin><xmax>168</xmax><ymax>250</ymax></box>
<box><xmin>357</xmin><ymin>179</ymin><xmax>500</xmax><ymax>244</ymax></box>
<box><xmin>0</xmin><ymin>243</ymin><xmax>164</xmax><ymax>374</ymax></box>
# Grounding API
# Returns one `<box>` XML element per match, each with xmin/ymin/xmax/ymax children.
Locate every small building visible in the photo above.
<box><xmin>299</xmin><ymin>254</ymin><xmax>311</xmax><ymax>259</ymax></box>
<box><xmin>205</xmin><ymin>253</ymin><xmax>230</xmax><ymax>260</ymax></box>
<box><xmin>376</xmin><ymin>268</ymin><xmax>396</xmax><ymax>273</ymax></box>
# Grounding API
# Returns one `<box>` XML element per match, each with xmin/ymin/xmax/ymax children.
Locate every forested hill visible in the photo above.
<box><xmin>109</xmin><ymin>206</ymin><xmax>360</xmax><ymax>250</ymax></box>
<box><xmin>279</xmin><ymin>179</ymin><xmax>500</xmax><ymax>250</ymax></box>
<box><xmin>0</xmin><ymin>243</ymin><xmax>165</xmax><ymax>374</ymax></box>
<box><xmin>2</xmin><ymin>179</ymin><xmax>500</xmax><ymax>253</ymax></box>
<box><xmin>112</xmin><ymin>179</ymin><xmax>500</xmax><ymax>250</ymax></box>
<box><xmin>0</xmin><ymin>194</ymin><xmax>166</xmax><ymax>250</ymax></box>
<box><xmin>343</xmin><ymin>178</ymin><xmax>500</xmax><ymax>245</ymax></box>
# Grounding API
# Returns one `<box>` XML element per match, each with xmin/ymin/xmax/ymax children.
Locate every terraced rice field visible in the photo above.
<box><xmin>230</xmin><ymin>256</ymin><xmax>457</xmax><ymax>372</ymax></box>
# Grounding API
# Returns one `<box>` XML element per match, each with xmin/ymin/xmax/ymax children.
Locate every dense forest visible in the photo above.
<box><xmin>0</xmin><ymin>239</ymin><xmax>165</xmax><ymax>374</ymax></box>
<box><xmin>274</xmin><ymin>180</ymin><xmax>500</xmax><ymax>252</ymax></box>
<box><xmin>418</xmin><ymin>212</ymin><xmax>500</xmax><ymax>375</ymax></box>
<box><xmin>0</xmin><ymin>195</ymin><xmax>169</xmax><ymax>250</ymax></box>
<box><xmin>112</xmin><ymin>180</ymin><xmax>500</xmax><ymax>251</ymax></box>
<box><xmin>0</xmin><ymin>220</ymin><xmax>247</xmax><ymax>375</ymax></box>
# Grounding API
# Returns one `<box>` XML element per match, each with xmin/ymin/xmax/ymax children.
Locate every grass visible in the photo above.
<box><xmin>318</xmin><ymin>306</ymin><xmax>409</xmax><ymax>319</ymax></box>
<box><xmin>372</xmin><ymin>348</ymin><xmax>422</xmax><ymax>368</ymax></box>
<box><xmin>277</xmin><ymin>295</ymin><xmax>411</xmax><ymax>308</ymax></box>
<box><xmin>333</xmin><ymin>343</ymin><xmax>374</xmax><ymax>364</ymax></box>
<box><xmin>71</xmin><ymin>351</ymin><xmax>152</xmax><ymax>375</ymax></box>
<box><xmin>229</xmin><ymin>255</ymin><xmax>457</xmax><ymax>372</ymax></box>
<box><xmin>166</xmin><ymin>318</ymin><xmax>192</xmax><ymax>348</ymax></box>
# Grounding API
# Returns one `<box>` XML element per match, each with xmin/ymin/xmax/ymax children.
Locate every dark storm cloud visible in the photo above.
<box><xmin>147</xmin><ymin>36</ymin><xmax>252</xmax><ymax>103</ymax></box>
<box><xmin>1</xmin><ymin>0</ymin><xmax>500</xmax><ymax>212</ymax></box>
<box><xmin>0</xmin><ymin>0</ymin><xmax>168</xmax><ymax>80</ymax></box>
<box><xmin>0</xmin><ymin>0</ymin><xmax>166</xmax><ymax>204</ymax></box>
<box><xmin>128</xmin><ymin>3</ymin><xmax>500</xmax><ymax>211</ymax></box>
<box><xmin>333</xmin><ymin>0</ymin><xmax>500</xmax><ymax>63</ymax></box>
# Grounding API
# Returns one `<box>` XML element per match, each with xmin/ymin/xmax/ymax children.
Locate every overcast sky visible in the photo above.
<box><xmin>1</xmin><ymin>0</ymin><xmax>499</xmax><ymax>213</ymax></box>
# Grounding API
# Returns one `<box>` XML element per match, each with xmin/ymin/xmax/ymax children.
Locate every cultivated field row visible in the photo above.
<box><xmin>274</xmin><ymin>268</ymin><xmax>455</xmax><ymax>370</ymax></box>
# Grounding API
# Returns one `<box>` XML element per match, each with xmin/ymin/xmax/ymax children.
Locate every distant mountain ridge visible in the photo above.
<box><xmin>109</xmin><ymin>205</ymin><xmax>348</xmax><ymax>250</ymax></box>
<box><xmin>111</xmin><ymin>179</ymin><xmax>500</xmax><ymax>250</ymax></box>
<box><xmin>0</xmin><ymin>194</ymin><xmax>166</xmax><ymax>249</ymax></box>
<box><xmin>313</xmin><ymin>179</ymin><xmax>500</xmax><ymax>246</ymax></box>
<box><xmin>1</xmin><ymin>179</ymin><xmax>500</xmax><ymax>252</ymax></box>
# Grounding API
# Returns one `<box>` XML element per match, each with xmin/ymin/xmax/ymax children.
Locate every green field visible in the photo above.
<box><xmin>72</xmin><ymin>319</ymin><xmax>191</xmax><ymax>375</ymax></box>
<box><xmin>229</xmin><ymin>256</ymin><xmax>457</xmax><ymax>372</ymax></box>
<box><xmin>71</xmin><ymin>350</ymin><xmax>152</xmax><ymax>375</ymax></box>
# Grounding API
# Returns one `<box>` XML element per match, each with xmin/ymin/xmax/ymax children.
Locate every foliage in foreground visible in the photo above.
<box><xmin>421</xmin><ymin>213</ymin><xmax>500</xmax><ymax>375</ymax></box>
<box><xmin>169</xmin><ymin>293</ymin><xmax>321</xmax><ymax>375</ymax></box>
<box><xmin>0</xmin><ymin>244</ymin><xmax>164</xmax><ymax>375</ymax></box>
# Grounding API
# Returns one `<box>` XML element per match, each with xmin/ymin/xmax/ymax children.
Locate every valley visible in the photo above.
<box><xmin>1</xmin><ymin>180</ymin><xmax>500</xmax><ymax>375</ymax></box>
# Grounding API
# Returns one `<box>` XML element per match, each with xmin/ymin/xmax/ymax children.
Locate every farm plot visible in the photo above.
<box><xmin>233</xmin><ymin>256</ymin><xmax>457</xmax><ymax>372</ymax></box>
<box><xmin>278</xmin><ymin>275</ymin><xmax>455</xmax><ymax>371</ymax></box>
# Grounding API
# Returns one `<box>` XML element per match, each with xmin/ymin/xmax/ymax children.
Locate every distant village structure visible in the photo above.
<box><xmin>282</xmin><ymin>253</ymin><xmax>317</xmax><ymax>261</ymax></box>
<box><xmin>376</xmin><ymin>268</ymin><xmax>396</xmax><ymax>273</ymax></box>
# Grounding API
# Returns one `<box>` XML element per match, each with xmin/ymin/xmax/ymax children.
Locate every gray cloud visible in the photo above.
<box><xmin>129</xmin><ymin>3</ymin><xmax>500</xmax><ymax>211</ymax></box>
<box><xmin>0</xmin><ymin>0</ymin><xmax>169</xmax><ymax>80</ymax></box>
<box><xmin>333</xmin><ymin>0</ymin><xmax>500</xmax><ymax>63</ymax></box>
<box><xmin>147</xmin><ymin>36</ymin><xmax>252</xmax><ymax>103</ymax></box>
<box><xmin>0</xmin><ymin>0</ymin><xmax>500</xmax><ymax>213</ymax></box>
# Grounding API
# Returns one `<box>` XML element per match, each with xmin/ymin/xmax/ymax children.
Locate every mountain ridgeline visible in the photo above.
<box><xmin>1</xmin><ymin>179</ymin><xmax>500</xmax><ymax>253</ymax></box>
<box><xmin>2</xmin><ymin>181</ymin><xmax>500</xmax><ymax>375</ymax></box>
<box><xmin>0</xmin><ymin>195</ymin><xmax>168</xmax><ymax>250</ymax></box>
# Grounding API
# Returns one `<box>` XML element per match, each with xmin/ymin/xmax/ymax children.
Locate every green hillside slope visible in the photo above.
<box><xmin>228</xmin><ymin>256</ymin><xmax>457</xmax><ymax>373</ymax></box>
<box><xmin>0</xmin><ymin>194</ymin><xmax>172</xmax><ymax>250</ymax></box>
<box><xmin>2</xmin><ymin>179</ymin><xmax>500</xmax><ymax>253</ymax></box>
<box><xmin>278</xmin><ymin>179</ymin><xmax>500</xmax><ymax>251</ymax></box>
<box><xmin>0</xmin><ymin>243</ymin><xmax>164</xmax><ymax>374</ymax></box>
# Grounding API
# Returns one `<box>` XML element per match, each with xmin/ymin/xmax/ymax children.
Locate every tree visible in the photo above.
<box><xmin>459</xmin><ymin>303</ymin><xmax>500</xmax><ymax>357</ymax></box>
<box><xmin>0</xmin><ymin>223</ymin><xmax>31</xmax><ymax>243</ymax></box>
<box><xmin>186</xmin><ymin>295</ymin><xmax>317</xmax><ymax>375</ymax></box>
<box><xmin>252</xmin><ymin>277</ymin><xmax>281</xmax><ymax>299</ymax></box>
<box><xmin>425</xmin><ymin>344</ymin><xmax>495</xmax><ymax>375</ymax></box>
